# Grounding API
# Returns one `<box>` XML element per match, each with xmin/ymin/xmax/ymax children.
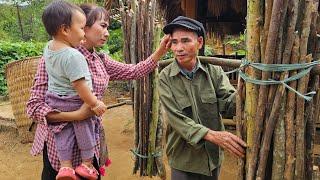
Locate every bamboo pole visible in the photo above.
<box><xmin>305</xmin><ymin>75</ymin><xmax>319</xmax><ymax>179</ymax></box>
<box><xmin>245</xmin><ymin>1</ymin><xmax>261</xmax><ymax>179</ymax></box>
<box><xmin>279</xmin><ymin>10</ymin><xmax>300</xmax><ymax>173</ymax></box>
<box><xmin>256</xmin><ymin>74</ymin><xmax>287</xmax><ymax>180</ymax></box>
<box><xmin>271</xmin><ymin>93</ymin><xmax>286</xmax><ymax>180</ymax></box>
<box><xmin>152</xmin><ymin>22</ymin><xmax>166</xmax><ymax>179</ymax></box>
<box><xmin>130</xmin><ymin>0</ymin><xmax>137</xmax><ymax>64</ymax></box>
<box><xmin>147</xmin><ymin>68</ymin><xmax>159</xmax><ymax>176</ymax></box>
<box><xmin>260</xmin><ymin>0</ymin><xmax>273</xmax><ymax>61</ymax></box>
<box><xmin>284</xmin><ymin>34</ymin><xmax>300</xmax><ymax>180</ymax></box>
<box><xmin>306</xmin><ymin>2</ymin><xmax>320</xmax><ymax>178</ymax></box>
<box><xmin>236</xmin><ymin>76</ymin><xmax>245</xmax><ymax>180</ymax></box>
<box><xmin>146</xmin><ymin>1</ymin><xmax>158</xmax><ymax>176</ymax></box>
<box><xmin>295</xmin><ymin>0</ymin><xmax>314</xmax><ymax>178</ymax></box>
<box><xmin>155</xmin><ymin>105</ymin><xmax>166</xmax><ymax>179</ymax></box>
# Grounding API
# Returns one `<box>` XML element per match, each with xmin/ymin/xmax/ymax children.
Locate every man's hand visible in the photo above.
<box><xmin>204</xmin><ymin>130</ymin><xmax>247</xmax><ymax>158</ymax></box>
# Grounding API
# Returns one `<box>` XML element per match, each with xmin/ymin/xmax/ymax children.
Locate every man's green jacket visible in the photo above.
<box><xmin>159</xmin><ymin>57</ymin><xmax>236</xmax><ymax>176</ymax></box>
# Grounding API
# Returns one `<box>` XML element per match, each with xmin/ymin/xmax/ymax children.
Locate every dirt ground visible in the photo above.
<box><xmin>0</xmin><ymin>93</ymin><xmax>237</xmax><ymax>180</ymax></box>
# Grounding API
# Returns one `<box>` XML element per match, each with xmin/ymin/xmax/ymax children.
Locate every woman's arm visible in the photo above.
<box><xmin>26</xmin><ymin>58</ymin><xmax>93</xmax><ymax>124</ymax></box>
<box><xmin>104</xmin><ymin>35</ymin><xmax>171</xmax><ymax>81</ymax></box>
<box><xmin>150</xmin><ymin>35</ymin><xmax>171</xmax><ymax>62</ymax></box>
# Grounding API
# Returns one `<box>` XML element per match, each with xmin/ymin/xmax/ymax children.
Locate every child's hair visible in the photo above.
<box><xmin>80</xmin><ymin>4</ymin><xmax>109</xmax><ymax>27</ymax></box>
<box><xmin>42</xmin><ymin>0</ymin><xmax>84</xmax><ymax>36</ymax></box>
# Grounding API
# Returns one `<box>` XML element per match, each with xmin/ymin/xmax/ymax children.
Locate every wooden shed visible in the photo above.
<box><xmin>158</xmin><ymin>0</ymin><xmax>247</xmax><ymax>37</ymax></box>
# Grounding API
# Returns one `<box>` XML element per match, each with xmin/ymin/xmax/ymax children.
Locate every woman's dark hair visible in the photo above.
<box><xmin>42</xmin><ymin>0</ymin><xmax>84</xmax><ymax>36</ymax></box>
<box><xmin>80</xmin><ymin>4</ymin><xmax>109</xmax><ymax>27</ymax></box>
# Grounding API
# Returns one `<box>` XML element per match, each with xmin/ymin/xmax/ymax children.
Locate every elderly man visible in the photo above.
<box><xmin>159</xmin><ymin>16</ymin><xmax>247</xmax><ymax>180</ymax></box>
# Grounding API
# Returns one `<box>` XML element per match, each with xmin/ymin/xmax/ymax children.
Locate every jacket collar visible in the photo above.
<box><xmin>169</xmin><ymin>57</ymin><xmax>207</xmax><ymax>77</ymax></box>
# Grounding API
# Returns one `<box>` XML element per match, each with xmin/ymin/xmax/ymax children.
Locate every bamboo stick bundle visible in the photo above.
<box><xmin>119</xmin><ymin>0</ymin><xmax>163</xmax><ymax>177</ymax></box>
<box><xmin>241</xmin><ymin>0</ymin><xmax>320</xmax><ymax>179</ymax></box>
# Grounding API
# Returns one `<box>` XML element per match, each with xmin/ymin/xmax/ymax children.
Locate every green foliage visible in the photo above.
<box><xmin>0</xmin><ymin>41</ymin><xmax>45</xmax><ymax>96</ymax></box>
<box><xmin>0</xmin><ymin>0</ymin><xmax>106</xmax><ymax>42</ymax></box>
<box><xmin>0</xmin><ymin>1</ymin><xmax>49</xmax><ymax>42</ymax></box>
<box><xmin>99</xmin><ymin>27</ymin><xmax>124</xmax><ymax>62</ymax></box>
<box><xmin>224</xmin><ymin>33</ymin><xmax>246</xmax><ymax>56</ymax></box>
<box><xmin>108</xmin><ymin>19</ymin><xmax>122</xmax><ymax>30</ymax></box>
<box><xmin>204</xmin><ymin>45</ymin><xmax>215</xmax><ymax>56</ymax></box>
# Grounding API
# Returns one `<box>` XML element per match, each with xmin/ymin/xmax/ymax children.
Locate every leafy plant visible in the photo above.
<box><xmin>224</xmin><ymin>33</ymin><xmax>246</xmax><ymax>56</ymax></box>
<box><xmin>99</xmin><ymin>28</ymin><xmax>124</xmax><ymax>62</ymax></box>
<box><xmin>0</xmin><ymin>41</ymin><xmax>45</xmax><ymax>96</ymax></box>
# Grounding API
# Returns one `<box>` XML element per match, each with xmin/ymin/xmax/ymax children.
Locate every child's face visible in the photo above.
<box><xmin>66</xmin><ymin>10</ymin><xmax>86</xmax><ymax>47</ymax></box>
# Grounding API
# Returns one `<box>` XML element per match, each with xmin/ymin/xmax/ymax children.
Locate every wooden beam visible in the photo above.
<box><xmin>159</xmin><ymin>56</ymin><xmax>320</xmax><ymax>75</ymax></box>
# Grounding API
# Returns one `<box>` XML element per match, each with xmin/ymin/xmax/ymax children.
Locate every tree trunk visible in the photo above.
<box><xmin>16</xmin><ymin>4</ymin><xmax>24</xmax><ymax>40</ymax></box>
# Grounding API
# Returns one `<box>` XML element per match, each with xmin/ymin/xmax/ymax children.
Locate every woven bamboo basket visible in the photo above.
<box><xmin>5</xmin><ymin>56</ymin><xmax>40</xmax><ymax>143</ymax></box>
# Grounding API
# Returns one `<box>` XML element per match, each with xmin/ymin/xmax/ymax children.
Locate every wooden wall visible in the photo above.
<box><xmin>181</xmin><ymin>0</ymin><xmax>196</xmax><ymax>19</ymax></box>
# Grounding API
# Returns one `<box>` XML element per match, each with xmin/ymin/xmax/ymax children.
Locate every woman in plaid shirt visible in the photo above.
<box><xmin>26</xmin><ymin>3</ymin><xmax>170</xmax><ymax>180</ymax></box>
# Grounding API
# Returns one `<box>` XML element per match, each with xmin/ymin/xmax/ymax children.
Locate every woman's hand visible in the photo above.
<box><xmin>151</xmin><ymin>35</ymin><xmax>171</xmax><ymax>61</ymax></box>
<box><xmin>46</xmin><ymin>103</ymin><xmax>95</xmax><ymax>122</ymax></box>
<box><xmin>76</xmin><ymin>103</ymin><xmax>95</xmax><ymax>120</ymax></box>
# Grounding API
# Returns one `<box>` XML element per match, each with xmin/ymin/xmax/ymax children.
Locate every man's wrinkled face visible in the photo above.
<box><xmin>170</xmin><ymin>28</ymin><xmax>203</xmax><ymax>67</ymax></box>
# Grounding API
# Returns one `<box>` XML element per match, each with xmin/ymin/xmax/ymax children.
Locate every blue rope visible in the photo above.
<box><xmin>130</xmin><ymin>149</ymin><xmax>162</xmax><ymax>159</ymax></box>
<box><xmin>225</xmin><ymin>59</ymin><xmax>320</xmax><ymax>101</ymax></box>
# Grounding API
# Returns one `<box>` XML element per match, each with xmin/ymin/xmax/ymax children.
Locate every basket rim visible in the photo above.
<box><xmin>4</xmin><ymin>56</ymin><xmax>41</xmax><ymax>78</ymax></box>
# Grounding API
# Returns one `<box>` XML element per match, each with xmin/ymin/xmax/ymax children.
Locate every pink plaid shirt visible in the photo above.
<box><xmin>26</xmin><ymin>46</ymin><xmax>157</xmax><ymax>171</ymax></box>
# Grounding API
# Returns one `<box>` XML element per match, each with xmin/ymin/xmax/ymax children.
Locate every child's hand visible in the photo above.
<box><xmin>91</xmin><ymin>100</ymin><xmax>107</xmax><ymax>116</ymax></box>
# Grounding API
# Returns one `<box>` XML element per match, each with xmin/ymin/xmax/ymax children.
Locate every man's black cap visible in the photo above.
<box><xmin>163</xmin><ymin>16</ymin><xmax>205</xmax><ymax>38</ymax></box>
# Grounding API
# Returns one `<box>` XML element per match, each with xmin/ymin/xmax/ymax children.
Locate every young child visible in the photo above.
<box><xmin>42</xmin><ymin>1</ymin><xmax>106</xmax><ymax>179</ymax></box>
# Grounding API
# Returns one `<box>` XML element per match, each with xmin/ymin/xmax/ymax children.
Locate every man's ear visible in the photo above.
<box><xmin>197</xmin><ymin>36</ymin><xmax>204</xmax><ymax>49</ymax></box>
